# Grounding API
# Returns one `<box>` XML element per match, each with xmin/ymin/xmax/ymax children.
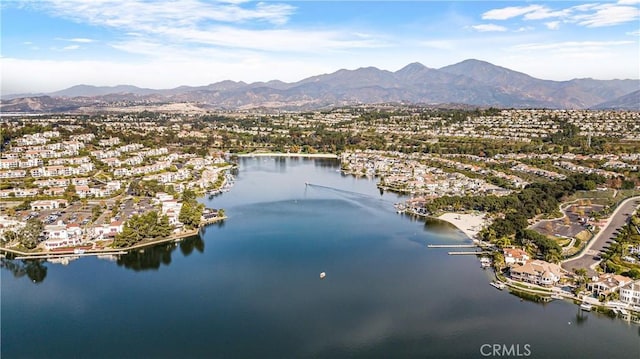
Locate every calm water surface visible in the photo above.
<box><xmin>2</xmin><ymin>157</ymin><xmax>639</xmax><ymax>358</ymax></box>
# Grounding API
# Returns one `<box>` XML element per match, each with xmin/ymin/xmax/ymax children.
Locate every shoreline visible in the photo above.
<box><xmin>0</xmin><ymin>216</ymin><xmax>227</xmax><ymax>259</ymax></box>
<box><xmin>236</xmin><ymin>152</ymin><xmax>338</xmax><ymax>159</ymax></box>
<box><xmin>437</xmin><ymin>212</ymin><xmax>488</xmax><ymax>240</ymax></box>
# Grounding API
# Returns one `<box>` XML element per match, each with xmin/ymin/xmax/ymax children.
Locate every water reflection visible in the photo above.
<box><xmin>1</xmin><ymin>258</ymin><xmax>48</xmax><ymax>283</ymax></box>
<box><xmin>313</xmin><ymin>158</ymin><xmax>340</xmax><ymax>168</ymax></box>
<box><xmin>423</xmin><ymin>217</ymin><xmax>461</xmax><ymax>233</ymax></box>
<box><xmin>117</xmin><ymin>235</ymin><xmax>205</xmax><ymax>271</ymax></box>
<box><xmin>575</xmin><ymin>309</ymin><xmax>588</xmax><ymax>326</ymax></box>
<box><xmin>0</xmin><ymin>233</ymin><xmax>208</xmax><ymax>283</ymax></box>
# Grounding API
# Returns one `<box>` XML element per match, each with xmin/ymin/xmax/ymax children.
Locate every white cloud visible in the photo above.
<box><xmin>40</xmin><ymin>0</ymin><xmax>296</xmax><ymax>27</ymax></box>
<box><xmin>481</xmin><ymin>5</ymin><xmax>544</xmax><ymax>20</ymax></box>
<box><xmin>545</xmin><ymin>21</ymin><xmax>561</xmax><ymax>30</ymax></box>
<box><xmin>514</xmin><ymin>26</ymin><xmax>535</xmax><ymax>32</ymax></box>
<box><xmin>482</xmin><ymin>2</ymin><xmax>640</xmax><ymax>27</ymax></box>
<box><xmin>512</xmin><ymin>40</ymin><xmax>634</xmax><ymax>52</ymax></box>
<box><xmin>32</xmin><ymin>0</ymin><xmax>382</xmax><ymax>55</ymax></box>
<box><xmin>471</xmin><ymin>24</ymin><xmax>508</xmax><ymax>32</ymax></box>
<box><xmin>573</xmin><ymin>4</ymin><xmax>640</xmax><ymax>27</ymax></box>
<box><xmin>55</xmin><ymin>37</ymin><xmax>95</xmax><ymax>43</ymax></box>
<box><xmin>523</xmin><ymin>8</ymin><xmax>571</xmax><ymax>20</ymax></box>
<box><xmin>69</xmin><ymin>38</ymin><xmax>94</xmax><ymax>43</ymax></box>
<box><xmin>62</xmin><ymin>45</ymin><xmax>80</xmax><ymax>50</ymax></box>
<box><xmin>570</xmin><ymin>4</ymin><xmax>601</xmax><ymax>12</ymax></box>
<box><xmin>108</xmin><ymin>26</ymin><xmax>387</xmax><ymax>56</ymax></box>
<box><xmin>627</xmin><ymin>30</ymin><xmax>640</xmax><ymax>35</ymax></box>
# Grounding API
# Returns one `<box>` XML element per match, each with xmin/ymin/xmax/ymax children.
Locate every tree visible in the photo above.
<box><xmin>492</xmin><ymin>252</ymin><xmax>505</xmax><ymax>272</ymax></box>
<box><xmin>2</xmin><ymin>229</ymin><xmax>18</xmax><ymax>243</ymax></box>
<box><xmin>18</xmin><ymin>218</ymin><xmax>44</xmax><ymax>250</ymax></box>
<box><xmin>179</xmin><ymin>202</ymin><xmax>204</xmax><ymax>229</ymax></box>
<box><xmin>112</xmin><ymin>199</ymin><xmax>121</xmax><ymax>217</ymax></box>
<box><xmin>15</xmin><ymin>200</ymin><xmax>31</xmax><ymax>211</ymax></box>
<box><xmin>91</xmin><ymin>205</ymin><xmax>103</xmax><ymax>222</ymax></box>
<box><xmin>64</xmin><ymin>184</ymin><xmax>77</xmax><ymax>202</ymax></box>
<box><xmin>156</xmin><ymin>214</ymin><xmax>172</xmax><ymax>237</ymax></box>
<box><xmin>182</xmin><ymin>188</ymin><xmax>197</xmax><ymax>203</ymax></box>
<box><xmin>494</xmin><ymin>236</ymin><xmax>511</xmax><ymax>248</ymax></box>
<box><xmin>112</xmin><ymin>211</ymin><xmax>173</xmax><ymax>248</ymax></box>
<box><xmin>626</xmin><ymin>268</ymin><xmax>640</xmax><ymax>279</ymax></box>
<box><xmin>583</xmin><ymin>180</ymin><xmax>596</xmax><ymax>191</ymax></box>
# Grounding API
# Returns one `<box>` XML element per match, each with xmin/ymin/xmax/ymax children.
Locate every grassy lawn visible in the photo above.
<box><xmin>568</xmin><ymin>190</ymin><xmax>615</xmax><ymax>200</ymax></box>
<box><xmin>575</xmin><ymin>230</ymin><xmax>592</xmax><ymax>243</ymax></box>
<box><xmin>509</xmin><ymin>281</ymin><xmax>553</xmax><ymax>293</ymax></box>
<box><xmin>614</xmin><ymin>189</ymin><xmax>640</xmax><ymax>201</ymax></box>
<box><xmin>556</xmin><ymin>237</ymin><xmax>572</xmax><ymax>247</ymax></box>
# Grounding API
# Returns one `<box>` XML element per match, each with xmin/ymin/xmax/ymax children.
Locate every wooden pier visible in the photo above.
<box><xmin>448</xmin><ymin>251</ymin><xmax>492</xmax><ymax>255</ymax></box>
<box><xmin>428</xmin><ymin>244</ymin><xmax>477</xmax><ymax>248</ymax></box>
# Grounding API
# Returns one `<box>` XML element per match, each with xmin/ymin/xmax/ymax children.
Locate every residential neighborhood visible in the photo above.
<box><xmin>0</xmin><ymin>120</ymin><xmax>232</xmax><ymax>255</ymax></box>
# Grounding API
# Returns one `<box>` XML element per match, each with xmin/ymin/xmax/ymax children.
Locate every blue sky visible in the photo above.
<box><xmin>2</xmin><ymin>0</ymin><xmax>639</xmax><ymax>94</ymax></box>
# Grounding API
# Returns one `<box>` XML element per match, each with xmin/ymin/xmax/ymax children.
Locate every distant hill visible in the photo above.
<box><xmin>592</xmin><ymin>90</ymin><xmax>640</xmax><ymax>110</ymax></box>
<box><xmin>2</xmin><ymin>59</ymin><xmax>639</xmax><ymax>112</ymax></box>
<box><xmin>48</xmin><ymin>84</ymin><xmax>159</xmax><ymax>97</ymax></box>
<box><xmin>0</xmin><ymin>96</ymin><xmax>82</xmax><ymax>113</ymax></box>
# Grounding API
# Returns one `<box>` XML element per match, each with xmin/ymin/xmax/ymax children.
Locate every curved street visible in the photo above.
<box><xmin>562</xmin><ymin>196</ymin><xmax>640</xmax><ymax>276</ymax></box>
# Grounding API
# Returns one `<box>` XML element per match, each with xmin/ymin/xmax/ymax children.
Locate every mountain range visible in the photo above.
<box><xmin>2</xmin><ymin>59</ymin><xmax>638</xmax><ymax>112</ymax></box>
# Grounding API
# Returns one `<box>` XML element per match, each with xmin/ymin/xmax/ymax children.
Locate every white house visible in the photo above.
<box><xmin>43</xmin><ymin>223</ymin><xmax>83</xmax><ymax>250</ymax></box>
<box><xmin>510</xmin><ymin>260</ymin><xmax>564</xmax><ymax>287</ymax></box>
<box><xmin>92</xmin><ymin>221</ymin><xmax>124</xmax><ymax>239</ymax></box>
<box><xmin>619</xmin><ymin>280</ymin><xmax>640</xmax><ymax>305</ymax></box>
<box><xmin>30</xmin><ymin>199</ymin><xmax>68</xmax><ymax>210</ymax></box>
<box><xmin>588</xmin><ymin>274</ymin><xmax>633</xmax><ymax>297</ymax></box>
<box><xmin>503</xmin><ymin>247</ymin><xmax>530</xmax><ymax>266</ymax></box>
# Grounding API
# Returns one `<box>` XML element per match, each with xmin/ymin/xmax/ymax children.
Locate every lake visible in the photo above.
<box><xmin>2</xmin><ymin>157</ymin><xmax>638</xmax><ymax>358</ymax></box>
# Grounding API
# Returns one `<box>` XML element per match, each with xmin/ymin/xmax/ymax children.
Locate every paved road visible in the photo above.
<box><xmin>562</xmin><ymin>196</ymin><xmax>640</xmax><ymax>275</ymax></box>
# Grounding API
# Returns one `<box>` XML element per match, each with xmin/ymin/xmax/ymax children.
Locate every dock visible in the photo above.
<box><xmin>448</xmin><ymin>251</ymin><xmax>491</xmax><ymax>255</ymax></box>
<box><xmin>428</xmin><ymin>244</ymin><xmax>477</xmax><ymax>248</ymax></box>
<box><xmin>15</xmin><ymin>251</ymin><xmax>127</xmax><ymax>260</ymax></box>
<box><xmin>199</xmin><ymin>216</ymin><xmax>226</xmax><ymax>227</ymax></box>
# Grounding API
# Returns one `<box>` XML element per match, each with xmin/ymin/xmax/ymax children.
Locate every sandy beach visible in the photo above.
<box><xmin>437</xmin><ymin>212</ymin><xmax>488</xmax><ymax>240</ymax></box>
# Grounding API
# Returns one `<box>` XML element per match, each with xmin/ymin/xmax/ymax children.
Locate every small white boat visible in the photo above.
<box><xmin>580</xmin><ymin>303</ymin><xmax>593</xmax><ymax>311</ymax></box>
<box><xmin>320</xmin><ymin>272</ymin><xmax>326</xmax><ymax>279</ymax></box>
<box><xmin>490</xmin><ymin>281</ymin><xmax>505</xmax><ymax>290</ymax></box>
